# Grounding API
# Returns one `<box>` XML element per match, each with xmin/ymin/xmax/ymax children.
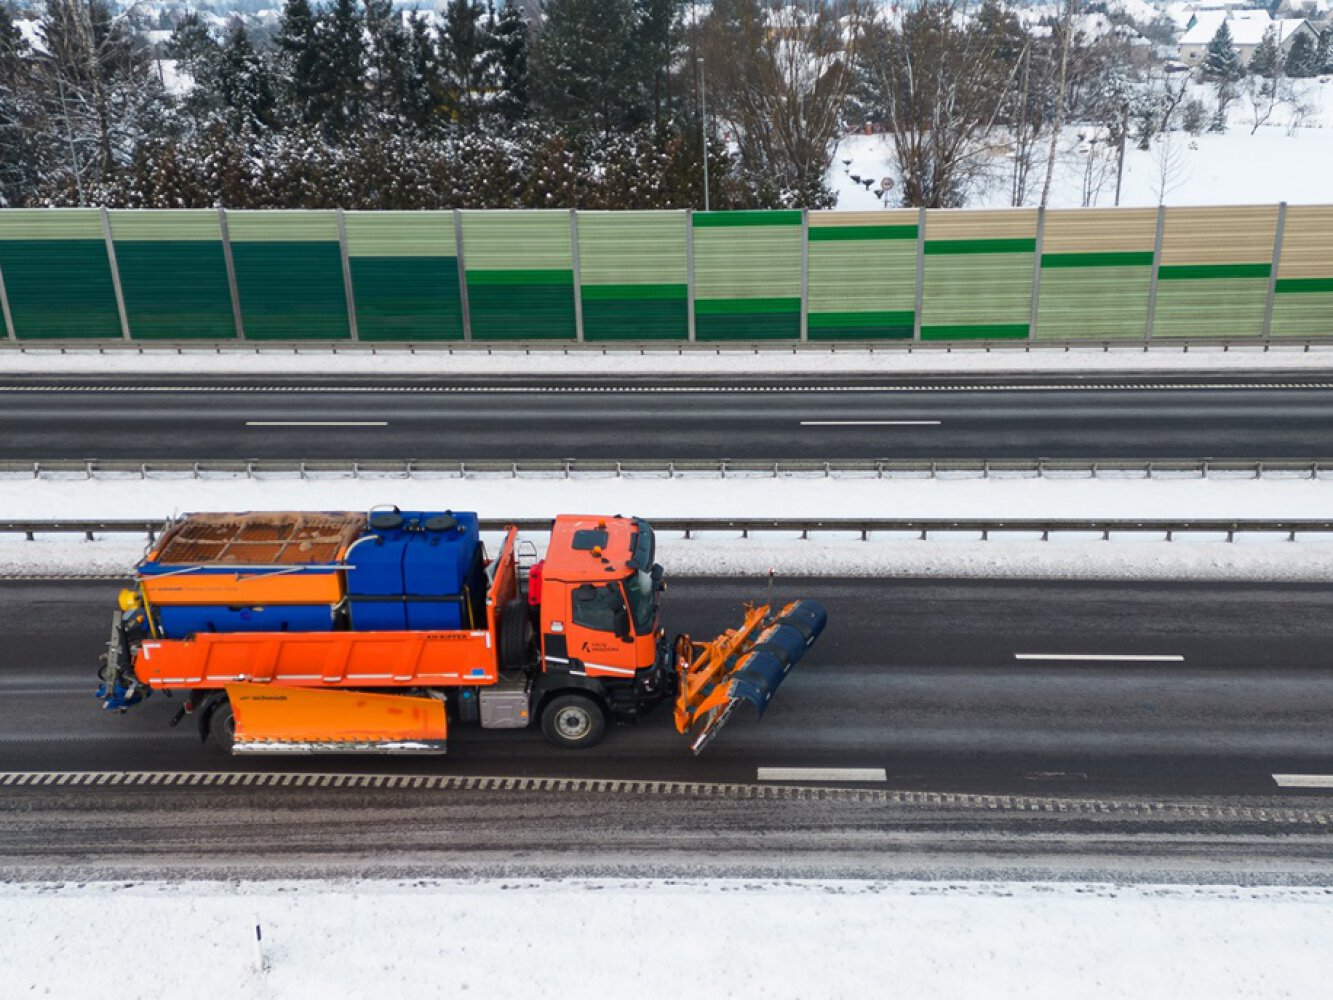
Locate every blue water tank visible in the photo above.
<box><xmin>347</xmin><ymin>511</ymin><xmax>482</xmax><ymax>632</ymax></box>
<box><xmin>157</xmin><ymin>603</ymin><xmax>334</xmax><ymax>639</ymax></box>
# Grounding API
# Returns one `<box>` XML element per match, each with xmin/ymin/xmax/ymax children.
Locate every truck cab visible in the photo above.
<box><xmin>528</xmin><ymin>515</ymin><xmax>671</xmax><ymax>744</ymax></box>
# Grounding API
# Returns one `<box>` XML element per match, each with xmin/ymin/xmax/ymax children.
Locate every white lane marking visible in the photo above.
<box><xmin>800</xmin><ymin>419</ymin><xmax>941</xmax><ymax>426</ymax></box>
<box><xmin>757</xmin><ymin>767</ymin><xmax>888</xmax><ymax>783</ymax></box>
<box><xmin>244</xmin><ymin>421</ymin><xmax>388</xmax><ymax>427</ymax></box>
<box><xmin>1015</xmin><ymin>653</ymin><xmax>1184</xmax><ymax>662</ymax></box>
<box><xmin>1273</xmin><ymin>773</ymin><xmax>1333</xmax><ymax>788</ymax></box>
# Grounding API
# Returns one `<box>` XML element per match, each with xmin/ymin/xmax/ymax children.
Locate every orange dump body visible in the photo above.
<box><xmin>226</xmin><ymin>682</ymin><xmax>447</xmax><ymax>753</ymax></box>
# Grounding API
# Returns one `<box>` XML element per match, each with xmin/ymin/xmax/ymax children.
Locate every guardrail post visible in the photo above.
<box><xmin>1145</xmin><ymin>203</ymin><xmax>1165</xmax><ymax>340</ymax></box>
<box><xmin>1262</xmin><ymin>201</ymin><xmax>1286</xmax><ymax>339</ymax></box>
<box><xmin>800</xmin><ymin>208</ymin><xmax>810</xmax><ymax>342</ymax></box>
<box><xmin>218</xmin><ymin>208</ymin><xmax>245</xmax><ymax>340</ymax></box>
<box><xmin>336</xmin><ymin>209</ymin><xmax>359</xmax><ymax>341</ymax></box>
<box><xmin>101</xmin><ymin>207</ymin><xmax>132</xmax><ymax>341</ymax></box>
<box><xmin>570</xmin><ymin>209</ymin><xmax>584</xmax><ymax>343</ymax></box>
<box><xmin>0</xmin><ymin>255</ymin><xmax>15</xmax><ymax>341</ymax></box>
<box><xmin>913</xmin><ymin>207</ymin><xmax>926</xmax><ymax>342</ymax></box>
<box><xmin>686</xmin><ymin>209</ymin><xmax>696</xmax><ymax>343</ymax></box>
<box><xmin>1028</xmin><ymin>206</ymin><xmax>1045</xmax><ymax>340</ymax></box>
<box><xmin>454</xmin><ymin>210</ymin><xmax>472</xmax><ymax>342</ymax></box>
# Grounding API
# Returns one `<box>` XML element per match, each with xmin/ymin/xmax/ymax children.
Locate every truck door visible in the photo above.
<box><xmin>558</xmin><ymin>582</ymin><xmax>639</xmax><ymax>679</ymax></box>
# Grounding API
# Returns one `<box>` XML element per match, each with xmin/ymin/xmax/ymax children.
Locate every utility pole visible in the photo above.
<box><xmin>698</xmin><ymin>56</ymin><xmax>710</xmax><ymax>212</ymax></box>
<box><xmin>1114</xmin><ymin>101</ymin><xmax>1128</xmax><ymax>207</ymax></box>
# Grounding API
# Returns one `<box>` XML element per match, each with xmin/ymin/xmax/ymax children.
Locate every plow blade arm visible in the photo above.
<box><xmin>675</xmin><ymin>599</ymin><xmax>828</xmax><ymax>754</ymax></box>
<box><xmin>226</xmin><ymin>682</ymin><xmax>447</xmax><ymax>754</ymax></box>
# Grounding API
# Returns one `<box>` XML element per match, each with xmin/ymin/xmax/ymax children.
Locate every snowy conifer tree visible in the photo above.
<box><xmin>1201</xmin><ymin>22</ymin><xmax>1243</xmax><ymax>83</ymax></box>
<box><xmin>1284</xmin><ymin>31</ymin><xmax>1319</xmax><ymax>78</ymax></box>
<box><xmin>1248</xmin><ymin>27</ymin><xmax>1279</xmax><ymax>79</ymax></box>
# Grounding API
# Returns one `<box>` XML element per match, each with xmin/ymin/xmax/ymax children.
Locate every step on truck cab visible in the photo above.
<box><xmin>98</xmin><ymin>509</ymin><xmax>827</xmax><ymax>755</ymax></box>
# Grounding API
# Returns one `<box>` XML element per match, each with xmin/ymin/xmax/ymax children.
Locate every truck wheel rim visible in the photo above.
<box><xmin>556</xmin><ymin>707</ymin><xmax>591</xmax><ymax>740</ymax></box>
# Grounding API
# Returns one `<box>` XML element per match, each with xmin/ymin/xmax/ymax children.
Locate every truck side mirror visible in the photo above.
<box><xmin>613</xmin><ymin>606</ymin><xmax>632</xmax><ymax>642</ymax></box>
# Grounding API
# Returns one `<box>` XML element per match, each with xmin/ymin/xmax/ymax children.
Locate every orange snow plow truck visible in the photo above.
<box><xmin>97</xmin><ymin>509</ymin><xmax>827</xmax><ymax>755</ymax></box>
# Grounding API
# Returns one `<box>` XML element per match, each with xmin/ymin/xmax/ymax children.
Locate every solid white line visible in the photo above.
<box><xmin>1272</xmin><ymin>773</ymin><xmax>1333</xmax><ymax>789</ymax></box>
<box><xmin>1014</xmin><ymin>653</ymin><xmax>1184</xmax><ymax>662</ymax></box>
<box><xmin>244</xmin><ymin>421</ymin><xmax>388</xmax><ymax>427</ymax></box>
<box><xmin>757</xmin><ymin>767</ymin><xmax>888</xmax><ymax>783</ymax></box>
<box><xmin>800</xmin><ymin>420</ymin><xmax>941</xmax><ymax>427</ymax></box>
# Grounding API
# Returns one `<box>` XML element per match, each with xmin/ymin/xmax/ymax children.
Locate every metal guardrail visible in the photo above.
<box><xmin>5</xmin><ymin>518</ymin><xmax>1332</xmax><ymax>544</ymax></box>
<box><xmin>1</xmin><ymin>458</ymin><xmax>1331</xmax><ymax>480</ymax></box>
<box><xmin>2</xmin><ymin>339</ymin><xmax>1333</xmax><ymax>355</ymax></box>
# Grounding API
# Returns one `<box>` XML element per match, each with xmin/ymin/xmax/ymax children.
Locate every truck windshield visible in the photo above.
<box><xmin>623</xmin><ymin>569</ymin><xmax>656</xmax><ymax>634</ymax></box>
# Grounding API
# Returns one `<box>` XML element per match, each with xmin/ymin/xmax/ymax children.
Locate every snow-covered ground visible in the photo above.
<box><xmin>6</xmin><ymin>473</ymin><xmax>1331</xmax><ymax>580</ymax></box>
<box><xmin>3</xmin><ymin>878</ymin><xmax>1330</xmax><ymax>1000</ymax></box>
<box><xmin>3</xmin><ymin>342</ymin><xmax>1332</xmax><ymax>376</ymax></box>
<box><xmin>833</xmin><ymin>78</ymin><xmax>1333</xmax><ymax>211</ymax></box>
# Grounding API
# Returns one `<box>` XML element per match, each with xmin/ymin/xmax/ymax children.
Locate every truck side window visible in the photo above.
<box><xmin>571</xmin><ymin>584</ymin><xmax>617</xmax><ymax>633</ymax></box>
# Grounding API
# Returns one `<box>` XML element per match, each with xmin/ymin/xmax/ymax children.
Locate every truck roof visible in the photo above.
<box><xmin>543</xmin><ymin>514</ymin><xmax>643</xmax><ymax>584</ymax></box>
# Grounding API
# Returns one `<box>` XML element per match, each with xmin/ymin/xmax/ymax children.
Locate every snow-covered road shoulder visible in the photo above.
<box><xmin>3</xmin><ymin>878</ymin><xmax>1329</xmax><ymax>1000</ymax></box>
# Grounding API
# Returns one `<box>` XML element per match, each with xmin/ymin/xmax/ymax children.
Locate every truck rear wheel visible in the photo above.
<box><xmin>540</xmin><ymin>694</ymin><xmax>605</xmax><ymax>750</ymax></box>
<box><xmin>208</xmin><ymin>699</ymin><xmax>236</xmax><ymax>753</ymax></box>
<box><xmin>498</xmin><ymin>598</ymin><xmax>533</xmax><ymax>670</ymax></box>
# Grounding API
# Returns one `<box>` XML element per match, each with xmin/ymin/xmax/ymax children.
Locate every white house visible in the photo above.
<box><xmin>1178</xmin><ymin>11</ymin><xmax>1317</xmax><ymax>67</ymax></box>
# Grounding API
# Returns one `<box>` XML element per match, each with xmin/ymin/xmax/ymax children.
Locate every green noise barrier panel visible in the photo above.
<box><xmin>0</xmin><ymin>209</ymin><xmax>121</xmax><ymax>339</ymax></box>
<box><xmin>1271</xmin><ymin>205</ymin><xmax>1333</xmax><ymax>338</ymax></box>
<box><xmin>807</xmin><ymin>210</ymin><xmax>918</xmax><ymax>340</ymax></box>
<box><xmin>462</xmin><ymin>211</ymin><xmax>575</xmax><ymax>340</ymax></box>
<box><xmin>1036</xmin><ymin>208</ymin><xmax>1156</xmax><ymax>340</ymax></box>
<box><xmin>1151</xmin><ymin>206</ymin><xmax>1275</xmax><ymax>339</ymax></box>
<box><xmin>920</xmin><ymin>210</ymin><xmax>1037</xmax><ymax>341</ymax></box>
<box><xmin>226</xmin><ymin>211</ymin><xmax>349</xmax><ymax>340</ymax></box>
<box><xmin>693</xmin><ymin>211</ymin><xmax>803</xmax><ymax>341</ymax></box>
<box><xmin>108</xmin><ymin>210</ymin><xmax>235</xmax><ymax>340</ymax></box>
<box><xmin>577</xmin><ymin>211</ymin><xmax>687</xmax><ymax>341</ymax></box>
<box><xmin>344</xmin><ymin>211</ymin><xmax>463</xmax><ymax>341</ymax></box>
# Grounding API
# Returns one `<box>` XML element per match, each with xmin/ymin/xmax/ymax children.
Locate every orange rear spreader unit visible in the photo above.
<box><xmin>97</xmin><ymin>510</ymin><xmax>828</xmax><ymax>755</ymax></box>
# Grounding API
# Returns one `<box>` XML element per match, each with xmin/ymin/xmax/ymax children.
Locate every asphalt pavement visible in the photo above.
<box><xmin>3</xmin><ymin>373</ymin><xmax>1333</xmax><ymax>460</ymax></box>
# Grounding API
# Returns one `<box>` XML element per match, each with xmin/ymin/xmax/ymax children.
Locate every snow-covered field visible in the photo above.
<box><xmin>3</xmin><ymin>878</ymin><xmax>1330</xmax><ymax>1000</ymax></box>
<box><xmin>6</xmin><ymin>473</ymin><xmax>1331</xmax><ymax>580</ymax></box>
<box><xmin>833</xmin><ymin>78</ymin><xmax>1333</xmax><ymax>211</ymax></box>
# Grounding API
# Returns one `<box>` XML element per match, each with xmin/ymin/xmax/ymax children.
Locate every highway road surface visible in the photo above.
<box><xmin>2</xmin><ymin>372</ymin><xmax>1333</xmax><ymax>460</ymax></box>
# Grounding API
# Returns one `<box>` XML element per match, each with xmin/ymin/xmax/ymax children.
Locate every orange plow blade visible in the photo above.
<box><xmin>226</xmin><ymin>682</ymin><xmax>447</xmax><ymax>754</ymax></box>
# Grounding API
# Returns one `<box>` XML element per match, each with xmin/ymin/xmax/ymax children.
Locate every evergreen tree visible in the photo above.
<box><xmin>213</xmin><ymin>24</ymin><xmax>276</xmax><ymax>131</ymax></box>
<box><xmin>490</xmin><ymin>0</ymin><xmax>530</xmax><ymax>122</ymax></box>
<box><xmin>1249</xmin><ymin>26</ymin><xmax>1279</xmax><ymax>79</ymax></box>
<box><xmin>276</xmin><ymin>0</ymin><xmax>323</xmax><ymax>126</ymax></box>
<box><xmin>1318</xmin><ymin>26</ymin><xmax>1332</xmax><ymax>74</ymax></box>
<box><xmin>320</xmin><ymin>0</ymin><xmax>366</xmax><ymax>135</ymax></box>
<box><xmin>1201</xmin><ymin>22</ymin><xmax>1243</xmax><ymax>83</ymax></box>
<box><xmin>364</xmin><ymin>0</ymin><xmax>412</xmax><ymax>121</ymax></box>
<box><xmin>1285</xmin><ymin>30</ymin><xmax>1319</xmax><ymax>77</ymax></box>
<box><xmin>403</xmin><ymin>12</ymin><xmax>442</xmax><ymax>129</ymax></box>
<box><xmin>529</xmin><ymin>0</ymin><xmax>648</xmax><ymax>134</ymax></box>
<box><xmin>0</xmin><ymin>1</ymin><xmax>39</xmax><ymax>206</ymax></box>
<box><xmin>439</xmin><ymin>0</ymin><xmax>492</xmax><ymax>125</ymax></box>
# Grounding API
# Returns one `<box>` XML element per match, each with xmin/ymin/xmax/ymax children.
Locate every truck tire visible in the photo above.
<box><xmin>208</xmin><ymin>698</ymin><xmax>236</xmax><ymax>754</ymax></box>
<box><xmin>498</xmin><ymin>597</ymin><xmax>533</xmax><ymax>671</ymax></box>
<box><xmin>540</xmin><ymin>694</ymin><xmax>606</xmax><ymax>750</ymax></box>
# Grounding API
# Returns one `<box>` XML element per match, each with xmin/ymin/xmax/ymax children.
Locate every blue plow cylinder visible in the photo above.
<box><xmin>727</xmin><ymin>600</ymin><xmax>828</xmax><ymax>718</ymax></box>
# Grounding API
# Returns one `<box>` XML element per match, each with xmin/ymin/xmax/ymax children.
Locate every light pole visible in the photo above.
<box><xmin>697</xmin><ymin>56</ymin><xmax>710</xmax><ymax>212</ymax></box>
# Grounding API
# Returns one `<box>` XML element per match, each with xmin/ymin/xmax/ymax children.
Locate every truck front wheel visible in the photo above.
<box><xmin>540</xmin><ymin>694</ymin><xmax>606</xmax><ymax>750</ymax></box>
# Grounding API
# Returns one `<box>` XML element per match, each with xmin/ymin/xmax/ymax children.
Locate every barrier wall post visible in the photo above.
<box><xmin>218</xmin><ymin>207</ymin><xmax>245</xmax><ymax>340</ymax></box>
<box><xmin>1262</xmin><ymin>201</ymin><xmax>1286</xmax><ymax>339</ymax></box>
<box><xmin>570</xmin><ymin>209</ymin><xmax>584</xmax><ymax>343</ymax></box>
<box><xmin>336</xmin><ymin>208</ymin><xmax>359</xmax><ymax>341</ymax></box>
<box><xmin>686</xmin><ymin>209</ymin><xmax>696</xmax><ymax>342</ymax></box>
<box><xmin>1028</xmin><ymin>205</ymin><xmax>1045</xmax><ymax>339</ymax></box>
<box><xmin>1145</xmin><ymin>203</ymin><xmax>1166</xmax><ymax>339</ymax></box>
<box><xmin>0</xmin><ymin>259</ymin><xmax>14</xmax><ymax>340</ymax></box>
<box><xmin>101</xmin><ymin>207</ymin><xmax>132</xmax><ymax>341</ymax></box>
<box><xmin>454</xmin><ymin>210</ymin><xmax>472</xmax><ymax>341</ymax></box>
<box><xmin>799</xmin><ymin>208</ymin><xmax>810</xmax><ymax>341</ymax></box>
<box><xmin>912</xmin><ymin>206</ymin><xmax>926</xmax><ymax>341</ymax></box>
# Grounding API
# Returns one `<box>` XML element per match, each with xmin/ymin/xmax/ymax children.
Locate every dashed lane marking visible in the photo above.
<box><xmin>1273</xmin><ymin>773</ymin><xmax>1333</xmax><ymax>789</ymax></box>
<box><xmin>1015</xmin><ymin>653</ymin><xmax>1185</xmax><ymax>663</ymax></box>
<box><xmin>244</xmin><ymin>421</ymin><xmax>388</xmax><ymax>427</ymax></box>
<box><xmin>2</xmin><ymin>382</ymin><xmax>1333</xmax><ymax>395</ymax></box>
<box><xmin>799</xmin><ymin>420</ymin><xmax>942</xmax><ymax>427</ymax></box>
<box><xmin>758</xmin><ymin>767</ymin><xmax>889</xmax><ymax>782</ymax></box>
<box><xmin>0</xmin><ymin>771</ymin><xmax>1328</xmax><ymax>824</ymax></box>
